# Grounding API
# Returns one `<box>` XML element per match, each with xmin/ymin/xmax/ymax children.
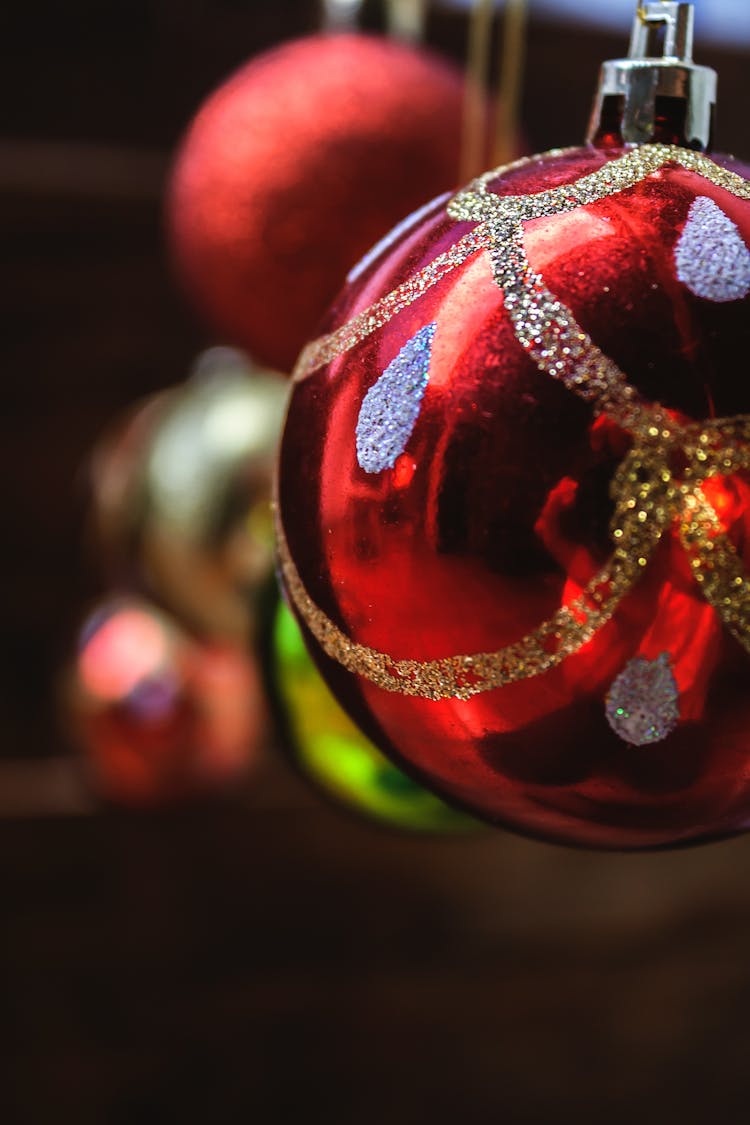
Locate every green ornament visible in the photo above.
<box><xmin>271</xmin><ymin>599</ymin><xmax>478</xmax><ymax>833</ymax></box>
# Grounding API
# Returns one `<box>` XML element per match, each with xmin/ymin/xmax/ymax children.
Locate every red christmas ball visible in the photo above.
<box><xmin>277</xmin><ymin>143</ymin><xmax>750</xmax><ymax>849</ymax></box>
<box><xmin>67</xmin><ymin>599</ymin><xmax>265</xmax><ymax>806</ymax></box>
<box><xmin>167</xmin><ymin>33</ymin><xmax>468</xmax><ymax>372</ymax></box>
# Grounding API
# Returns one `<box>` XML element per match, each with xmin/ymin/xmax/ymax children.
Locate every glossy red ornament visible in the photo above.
<box><xmin>167</xmin><ymin>33</ymin><xmax>469</xmax><ymax>372</ymax></box>
<box><xmin>277</xmin><ymin>143</ymin><xmax>750</xmax><ymax>849</ymax></box>
<box><xmin>67</xmin><ymin>600</ymin><xmax>265</xmax><ymax>806</ymax></box>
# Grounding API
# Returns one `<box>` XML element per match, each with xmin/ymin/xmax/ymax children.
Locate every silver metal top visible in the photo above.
<box><xmin>629</xmin><ymin>3</ymin><xmax>694</xmax><ymax>61</ymax></box>
<box><xmin>587</xmin><ymin>2</ymin><xmax>717</xmax><ymax>151</ymax></box>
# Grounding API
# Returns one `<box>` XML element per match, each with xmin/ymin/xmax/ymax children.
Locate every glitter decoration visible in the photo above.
<box><xmin>276</xmin><ymin>413</ymin><xmax>750</xmax><ymax>699</ymax></box>
<box><xmin>295</xmin><ymin>145</ymin><xmax>750</xmax><ymax>387</ymax></box>
<box><xmin>293</xmin><ymin>227</ymin><xmax>489</xmax><ymax>382</ymax></box>
<box><xmin>449</xmin><ymin>146</ymin><xmax>750</xmax><ymax>434</ymax></box>
<box><xmin>291</xmin><ymin>149</ymin><xmax>543</xmax><ymax>383</ymax></box>
<box><xmin>276</xmin><ymin>108</ymin><xmax>750</xmax><ymax>848</ymax></box>
<box><xmin>483</xmin><ymin>216</ymin><xmax>648</xmax><ymax>431</ymax></box>
<box><xmin>270</xmin><ymin>598</ymin><xmax>477</xmax><ymax>832</ymax></box>
<box><xmin>605</xmin><ymin>653</ymin><xmax>680</xmax><ymax>746</ymax></box>
<box><xmin>278</xmin><ymin>145</ymin><xmax>750</xmax><ymax>701</ymax></box>
<box><xmin>675</xmin><ymin>196</ymin><xmax>750</xmax><ymax>303</ymax></box>
<box><xmin>355</xmin><ymin>323</ymin><xmax>436</xmax><ymax>474</ymax></box>
<box><xmin>276</xmin><ymin>506</ymin><xmax>627</xmax><ymax>700</ymax></box>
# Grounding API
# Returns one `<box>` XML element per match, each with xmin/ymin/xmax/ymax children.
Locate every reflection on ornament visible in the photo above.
<box><xmin>675</xmin><ymin>196</ymin><xmax>750</xmax><ymax>302</ymax></box>
<box><xmin>67</xmin><ymin>599</ymin><xmax>265</xmax><ymax>806</ymax></box>
<box><xmin>277</xmin><ymin>139</ymin><xmax>750</xmax><ymax>849</ymax></box>
<box><xmin>605</xmin><ymin>653</ymin><xmax>680</xmax><ymax>747</ymax></box>
<box><xmin>167</xmin><ymin>34</ymin><xmax>476</xmax><ymax>372</ymax></box>
<box><xmin>269</xmin><ymin>598</ymin><xmax>476</xmax><ymax>833</ymax></box>
<box><xmin>91</xmin><ymin>349</ymin><xmax>287</xmax><ymax>641</ymax></box>
<box><xmin>283</xmin><ymin>148</ymin><xmax>750</xmax><ymax>697</ymax></box>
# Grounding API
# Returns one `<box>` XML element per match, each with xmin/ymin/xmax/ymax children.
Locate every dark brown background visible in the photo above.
<box><xmin>2</xmin><ymin>3</ymin><xmax>750</xmax><ymax>1122</ymax></box>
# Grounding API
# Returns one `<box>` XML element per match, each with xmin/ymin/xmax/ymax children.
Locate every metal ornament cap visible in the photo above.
<box><xmin>587</xmin><ymin>2</ymin><xmax>717</xmax><ymax>151</ymax></box>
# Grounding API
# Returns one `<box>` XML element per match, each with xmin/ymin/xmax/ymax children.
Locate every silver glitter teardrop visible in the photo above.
<box><xmin>605</xmin><ymin>653</ymin><xmax>680</xmax><ymax>747</ymax></box>
<box><xmin>675</xmin><ymin>196</ymin><xmax>750</xmax><ymax>303</ymax></box>
<box><xmin>355</xmin><ymin>323</ymin><xmax>436</xmax><ymax>474</ymax></box>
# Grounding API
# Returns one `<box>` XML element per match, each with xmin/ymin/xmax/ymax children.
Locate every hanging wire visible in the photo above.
<box><xmin>385</xmin><ymin>0</ymin><xmax>427</xmax><ymax>40</ymax></box>
<box><xmin>494</xmin><ymin>0</ymin><xmax>528</xmax><ymax>164</ymax></box>
<box><xmin>461</xmin><ymin>0</ymin><xmax>494</xmax><ymax>182</ymax></box>
<box><xmin>461</xmin><ymin>0</ymin><xmax>529</xmax><ymax>180</ymax></box>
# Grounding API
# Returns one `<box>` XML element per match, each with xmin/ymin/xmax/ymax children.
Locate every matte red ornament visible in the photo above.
<box><xmin>277</xmin><ymin>142</ymin><xmax>750</xmax><ymax>849</ymax></box>
<box><xmin>167</xmin><ymin>33</ymin><xmax>470</xmax><ymax>373</ymax></box>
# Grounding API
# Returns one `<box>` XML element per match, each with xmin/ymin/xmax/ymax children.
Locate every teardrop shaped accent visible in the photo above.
<box><xmin>356</xmin><ymin>323</ymin><xmax>436</xmax><ymax>474</ymax></box>
<box><xmin>605</xmin><ymin>653</ymin><xmax>680</xmax><ymax>747</ymax></box>
<box><xmin>675</xmin><ymin>196</ymin><xmax>750</xmax><ymax>303</ymax></box>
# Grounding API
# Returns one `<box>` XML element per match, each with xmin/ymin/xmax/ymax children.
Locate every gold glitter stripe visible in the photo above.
<box><xmin>278</xmin><ymin>416</ymin><xmax>750</xmax><ymax>700</ymax></box>
<box><xmin>448</xmin><ymin>146</ymin><xmax>750</xmax><ymax>437</ymax></box>
<box><xmin>276</xmin><ymin>506</ymin><xmax>661</xmax><ymax>701</ymax></box>
<box><xmin>293</xmin><ymin>147</ymin><xmax>750</xmax><ymax>388</ymax></box>
<box><xmin>281</xmin><ymin>145</ymin><xmax>750</xmax><ymax>697</ymax></box>
<box><xmin>450</xmin><ymin>144</ymin><xmax>750</xmax><ymax>223</ymax></box>
<box><xmin>677</xmin><ymin>427</ymin><xmax>750</xmax><ymax>654</ymax></box>
<box><xmin>484</xmin><ymin>215</ymin><xmax>656</xmax><ymax>432</ymax></box>
<box><xmin>292</xmin><ymin>226</ymin><xmax>490</xmax><ymax>383</ymax></box>
<box><xmin>682</xmin><ymin>490</ymin><xmax>749</xmax><ymax>644</ymax></box>
<box><xmin>291</xmin><ymin>150</ymin><xmax>551</xmax><ymax>384</ymax></box>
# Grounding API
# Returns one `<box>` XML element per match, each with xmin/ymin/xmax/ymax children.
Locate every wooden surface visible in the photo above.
<box><xmin>4</xmin><ymin>776</ymin><xmax>750</xmax><ymax>1123</ymax></box>
<box><xmin>3</xmin><ymin>7</ymin><xmax>750</xmax><ymax>1122</ymax></box>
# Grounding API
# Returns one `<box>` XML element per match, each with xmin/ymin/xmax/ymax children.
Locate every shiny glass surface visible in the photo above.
<box><xmin>278</xmin><ymin>146</ymin><xmax>750</xmax><ymax>848</ymax></box>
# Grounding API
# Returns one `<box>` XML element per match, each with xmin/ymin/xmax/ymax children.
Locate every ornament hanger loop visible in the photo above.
<box><xmin>633</xmin><ymin>3</ymin><xmax>694</xmax><ymax>61</ymax></box>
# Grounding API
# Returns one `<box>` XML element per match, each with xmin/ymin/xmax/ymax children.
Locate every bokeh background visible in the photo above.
<box><xmin>3</xmin><ymin>2</ymin><xmax>750</xmax><ymax>1121</ymax></box>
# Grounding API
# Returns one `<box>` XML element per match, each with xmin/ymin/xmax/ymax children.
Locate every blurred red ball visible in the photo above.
<box><xmin>277</xmin><ymin>144</ymin><xmax>750</xmax><ymax>850</ymax></box>
<box><xmin>167</xmin><ymin>33</ymin><xmax>469</xmax><ymax>372</ymax></box>
<box><xmin>67</xmin><ymin>599</ymin><xmax>266</xmax><ymax>806</ymax></box>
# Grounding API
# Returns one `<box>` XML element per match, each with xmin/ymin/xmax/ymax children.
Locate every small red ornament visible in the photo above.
<box><xmin>67</xmin><ymin>600</ymin><xmax>265</xmax><ymax>806</ymax></box>
<box><xmin>277</xmin><ymin>9</ymin><xmax>750</xmax><ymax>848</ymax></box>
<box><xmin>167</xmin><ymin>33</ymin><xmax>468</xmax><ymax>372</ymax></box>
